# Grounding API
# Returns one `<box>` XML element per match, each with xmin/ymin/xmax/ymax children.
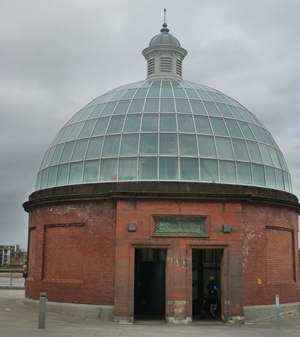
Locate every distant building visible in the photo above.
<box><xmin>0</xmin><ymin>245</ymin><xmax>19</xmax><ymax>267</ymax></box>
<box><xmin>9</xmin><ymin>248</ymin><xmax>27</xmax><ymax>268</ymax></box>
<box><xmin>23</xmin><ymin>18</ymin><xmax>300</xmax><ymax>324</ymax></box>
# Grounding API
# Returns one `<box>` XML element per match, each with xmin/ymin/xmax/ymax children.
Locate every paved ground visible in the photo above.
<box><xmin>0</xmin><ymin>274</ymin><xmax>25</xmax><ymax>288</ymax></box>
<box><xmin>0</xmin><ymin>289</ymin><xmax>300</xmax><ymax>337</ymax></box>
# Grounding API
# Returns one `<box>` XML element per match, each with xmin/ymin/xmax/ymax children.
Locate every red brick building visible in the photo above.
<box><xmin>23</xmin><ymin>20</ymin><xmax>300</xmax><ymax>323</ymax></box>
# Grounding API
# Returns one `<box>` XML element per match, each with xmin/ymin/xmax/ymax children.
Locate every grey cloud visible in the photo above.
<box><xmin>1</xmin><ymin>0</ymin><xmax>299</xmax><ymax>248</ymax></box>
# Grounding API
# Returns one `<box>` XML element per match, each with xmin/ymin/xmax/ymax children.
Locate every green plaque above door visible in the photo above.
<box><xmin>154</xmin><ymin>218</ymin><xmax>206</xmax><ymax>235</ymax></box>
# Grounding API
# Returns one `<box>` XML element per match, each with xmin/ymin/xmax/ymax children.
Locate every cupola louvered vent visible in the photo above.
<box><xmin>176</xmin><ymin>59</ymin><xmax>182</xmax><ymax>76</ymax></box>
<box><xmin>142</xmin><ymin>21</ymin><xmax>187</xmax><ymax>80</ymax></box>
<box><xmin>148</xmin><ymin>59</ymin><xmax>155</xmax><ymax>75</ymax></box>
<box><xmin>160</xmin><ymin>57</ymin><xmax>172</xmax><ymax>72</ymax></box>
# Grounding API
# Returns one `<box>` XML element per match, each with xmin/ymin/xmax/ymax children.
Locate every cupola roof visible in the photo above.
<box><xmin>148</xmin><ymin>22</ymin><xmax>181</xmax><ymax>47</ymax></box>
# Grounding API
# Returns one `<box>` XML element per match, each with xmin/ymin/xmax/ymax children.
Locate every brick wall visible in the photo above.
<box><xmin>28</xmin><ymin>227</ymin><xmax>36</xmax><ymax>278</ymax></box>
<box><xmin>23</xmin><ymin>182</ymin><xmax>299</xmax><ymax>320</ymax></box>
<box><xmin>25</xmin><ymin>199</ymin><xmax>116</xmax><ymax>305</ymax></box>
<box><xmin>267</xmin><ymin>228</ymin><xmax>294</xmax><ymax>284</ymax></box>
<box><xmin>114</xmin><ymin>199</ymin><xmax>244</xmax><ymax>320</ymax></box>
<box><xmin>43</xmin><ymin>224</ymin><xmax>85</xmax><ymax>280</ymax></box>
<box><xmin>242</xmin><ymin>204</ymin><xmax>300</xmax><ymax>306</ymax></box>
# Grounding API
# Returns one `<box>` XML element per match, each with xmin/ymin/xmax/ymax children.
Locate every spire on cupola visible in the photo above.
<box><xmin>142</xmin><ymin>9</ymin><xmax>187</xmax><ymax>80</ymax></box>
<box><xmin>160</xmin><ymin>8</ymin><xmax>169</xmax><ymax>33</ymax></box>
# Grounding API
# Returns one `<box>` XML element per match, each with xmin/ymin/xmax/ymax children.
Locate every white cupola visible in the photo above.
<box><xmin>142</xmin><ymin>11</ymin><xmax>187</xmax><ymax>80</ymax></box>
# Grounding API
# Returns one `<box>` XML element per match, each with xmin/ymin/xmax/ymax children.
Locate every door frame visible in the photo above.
<box><xmin>130</xmin><ymin>243</ymin><xmax>171</xmax><ymax>322</ymax></box>
<box><xmin>114</xmin><ymin>242</ymin><xmax>228</xmax><ymax>323</ymax></box>
<box><xmin>134</xmin><ymin>248</ymin><xmax>167</xmax><ymax>317</ymax></box>
<box><xmin>187</xmin><ymin>244</ymin><xmax>228</xmax><ymax>321</ymax></box>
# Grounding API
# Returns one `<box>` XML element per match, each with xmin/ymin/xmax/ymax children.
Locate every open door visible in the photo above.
<box><xmin>192</xmin><ymin>249</ymin><xmax>222</xmax><ymax>320</ymax></box>
<box><xmin>134</xmin><ymin>248</ymin><xmax>166</xmax><ymax>319</ymax></box>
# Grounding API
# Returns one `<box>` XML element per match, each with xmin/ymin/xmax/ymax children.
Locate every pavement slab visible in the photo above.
<box><xmin>0</xmin><ymin>289</ymin><xmax>300</xmax><ymax>337</ymax></box>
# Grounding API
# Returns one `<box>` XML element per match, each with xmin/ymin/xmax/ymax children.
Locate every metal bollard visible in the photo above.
<box><xmin>10</xmin><ymin>270</ymin><xmax>12</xmax><ymax>286</ymax></box>
<box><xmin>275</xmin><ymin>294</ymin><xmax>280</xmax><ymax>330</ymax></box>
<box><xmin>38</xmin><ymin>292</ymin><xmax>47</xmax><ymax>329</ymax></box>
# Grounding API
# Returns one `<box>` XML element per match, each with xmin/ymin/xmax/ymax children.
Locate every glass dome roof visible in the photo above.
<box><xmin>36</xmin><ymin>78</ymin><xmax>292</xmax><ymax>193</ymax></box>
<box><xmin>36</xmin><ymin>18</ymin><xmax>292</xmax><ymax>193</ymax></box>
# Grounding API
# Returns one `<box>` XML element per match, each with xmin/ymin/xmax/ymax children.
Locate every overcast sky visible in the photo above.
<box><xmin>1</xmin><ymin>0</ymin><xmax>299</xmax><ymax>249</ymax></box>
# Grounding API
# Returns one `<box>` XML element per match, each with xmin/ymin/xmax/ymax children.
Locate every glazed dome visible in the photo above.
<box><xmin>36</xmin><ymin>22</ymin><xmax>292</xmax><ymax>193</ymax></box>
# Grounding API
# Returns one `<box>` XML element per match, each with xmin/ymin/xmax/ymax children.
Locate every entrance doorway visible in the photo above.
<box><xmin>134</xmin><ymin>248</ymin><xmax>166</xmax><ymax>318</ymax></box>
<box><xmin>192</xmin><ymin>249</ymin><xmax>222</xmax><ymax>319</ymax></box>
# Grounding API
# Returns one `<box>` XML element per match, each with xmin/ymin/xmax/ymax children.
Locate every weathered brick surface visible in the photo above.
<box><xmin>27</xmin><ymin>227</ymin><xmax>36</xmax><ymax>278</ymax></box>
<box><xmin>25</xmin><ymin>200</ymin><xmax>116</xmax><ymax>305</ymax></box>
<box><xmin>23</xmin><ymin>182</ymin><xmax>299</xmax><ymax>321</ymax></box>
<box><xmin>114</xmin><ymin>199</ymin><xmax>245</xmax><ymax>320</ymax></box>
<box><xmin>242</xmin><ymin>204</ymin><xmax>300</xmax><ymax>306</ymax></box>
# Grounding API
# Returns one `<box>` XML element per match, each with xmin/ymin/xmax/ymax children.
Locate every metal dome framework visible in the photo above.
<box><xmin>37</xmin><ymin>78</ymin><xmax>291</xmax><ymax>193</ymax></box>
<box><xmin>36</xmin><ymin>18</ymin><xmax>292</xmax><ymax>193</ymax></box>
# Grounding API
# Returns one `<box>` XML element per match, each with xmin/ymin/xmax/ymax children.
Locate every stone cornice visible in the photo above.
<box><xmin>23</xmin><ymin>182</ymin><xmax>300</xmax><ymax>213</ymax></box>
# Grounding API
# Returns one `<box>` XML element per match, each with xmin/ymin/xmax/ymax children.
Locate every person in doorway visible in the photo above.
<box><xmin>23</xmin><ymin>261</ymin><xmax>27</xmax><ymax>286</ymax></box>
<box><xmin>206</xmin><ymin>276</ymin><xmax>219</xmax><ymax>319</ymax></box>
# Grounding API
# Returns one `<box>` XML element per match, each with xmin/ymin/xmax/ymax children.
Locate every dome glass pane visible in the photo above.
<box><xmin>36</xmin><ymin>79</ymin><xmax>292</xmax><ymax>193</ymax></box>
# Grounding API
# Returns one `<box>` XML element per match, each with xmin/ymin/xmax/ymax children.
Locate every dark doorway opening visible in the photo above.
<box><xmin>192</xmin><ymin>249</ymin><xmax>222</xmax><ymax>320</ymax></box>
<box><xmin>134</xmin><ymin>248</ymin><xmax>166</xmax><ymax>319</ymax></box>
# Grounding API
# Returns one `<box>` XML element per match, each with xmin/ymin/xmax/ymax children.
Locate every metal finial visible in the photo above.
<box><xmin>161</xmin><ymin>8</ymin><xmax>169</xmax><ymax>32</ymax></box>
